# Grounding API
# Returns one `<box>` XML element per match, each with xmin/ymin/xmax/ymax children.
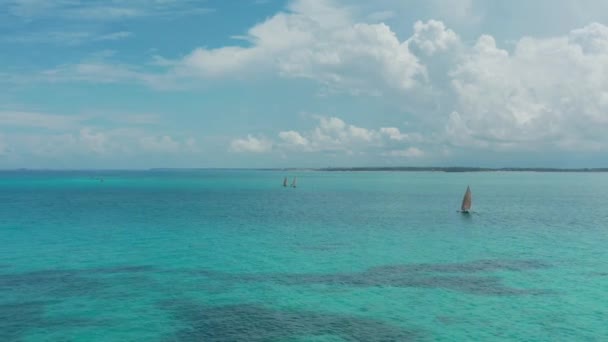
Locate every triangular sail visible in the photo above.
<box><xmin>283</xmin><ymin>177</ymin><xmax>288</xmax><ymax>187</ymax></box>
<box><xmin>461</xmin><ymin>186</ymin><xmax>472</xmax><ymax>212</ymax></box>
<box><xmin>291</xmin><ymin>176</ymin><xmax>297</xmax><ymax>188</ymax></box>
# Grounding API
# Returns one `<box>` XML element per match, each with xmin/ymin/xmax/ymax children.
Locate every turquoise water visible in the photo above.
<box><xmin>1</xmin><ymin>170</ymin><xmax>607</xmax><ymax>341</ymax></box>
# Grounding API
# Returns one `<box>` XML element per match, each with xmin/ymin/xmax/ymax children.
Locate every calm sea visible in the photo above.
<box><xmin>1</xmin><ymin>170</ymin><xmax>607</xmax><ymax>341</ymax></box>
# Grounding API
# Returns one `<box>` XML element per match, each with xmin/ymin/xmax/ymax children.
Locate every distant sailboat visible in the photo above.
<box><xmin>460</xmin><ymin>185</ymin><xmax>472</xmax><ymax>213</ymax></box>
<box><xmin>291</xmin><ymin>176</ymin><xmax>297</xmax><ymax>188</ymax></box>
<box><xmin>283</xmin><ymin>177</ymin><xmax>288</xmax><ymax>187</ymax></box>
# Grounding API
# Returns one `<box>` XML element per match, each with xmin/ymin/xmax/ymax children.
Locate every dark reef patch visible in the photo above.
<box><xmin>0</xmin><ymin>271</ymin><xmax>107</xmax><ymax>298</ymax></box>
<box><xmin>365</xmin><ymin>259</ymin><xmax>550</xmax><ymax>274</ymax></box>
<box><xmin>0</xmin><ymin>264</ymin><xmax>158</xmax><ymax>339</ymax></box>
<box><xmin>159</xmin><ymin>300</ymin><xmax>426</xmax><ymax>342</ymax></box>
<box><xmin>0</xmin><ymin>301</ymin><xmax>50</xmax><ymax>341</ymax></box>
<box><xmin>0</xmin><ymin>264</ymin><xmax>158</xmax><ymax>298</ymax></box>
<box><xmin>0</xmin><ymin>264</ymin><xmax>160</xmax><ymax>314</ymax></box>
<box><xmin>192</xmin><ymin>259</ymin><xmax>553</xmax><ymax>296</ymax></box>
<box><xmin>0</xmin><ymin>301</ymin><xmax>102</xmax><ymax>341</ymax></box>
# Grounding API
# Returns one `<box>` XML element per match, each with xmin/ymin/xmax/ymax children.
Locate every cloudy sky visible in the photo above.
<box><xmin>1</xmin><ymin>0</ymin><xmax>608</xmax><ymax>168</ymax></box>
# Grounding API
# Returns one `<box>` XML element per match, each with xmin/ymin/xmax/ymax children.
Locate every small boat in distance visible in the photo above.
<box><xmin>291</xmin><ymin>176</ymin><xmax>297</xmax><ymax>188</ymax></box>
<box><xmin>283</xmin><ymin>177</ymin><xmax>288</xmax><ymax>187</ymax></box>
<box><xmin>460</xmin><ymin>185</ymin><xmax>472</xmax><ymax>213</ymax></box>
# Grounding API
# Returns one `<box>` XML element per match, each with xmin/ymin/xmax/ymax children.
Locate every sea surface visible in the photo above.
<box><xmin>1</xmin><ymin>170</ymin><xmax>607</xmax><ymax>341</ymax></box>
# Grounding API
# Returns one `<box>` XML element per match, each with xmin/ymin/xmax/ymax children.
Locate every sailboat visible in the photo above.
<box><xmin>283</xmin><ymin>177</ymin><xmax>288</xmax><ymax>187</ymax></box>
<box><xmin>291</xmin><ymin>176</ymin><xmax>297</xmax><ymax>188</ymax></box>
<box><xmin>460</xmin><ymin>185</ymin><xmax>472</xmax><ymax>213</ymax></box>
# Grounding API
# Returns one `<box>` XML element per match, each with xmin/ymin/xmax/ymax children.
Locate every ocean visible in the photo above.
<box><xmin>1</xmin><ymin>170</ymin><xmax>607</xmax><ymax>341</ymax></box>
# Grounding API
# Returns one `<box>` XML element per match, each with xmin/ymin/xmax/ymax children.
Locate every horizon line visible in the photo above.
<box><xmin>1</xmin><ymin>166</ymin><xmax>608</xmax><ymax>172</ymax></box>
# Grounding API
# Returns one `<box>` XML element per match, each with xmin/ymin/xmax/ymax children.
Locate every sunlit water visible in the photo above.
<box><xmin>1</xmin><ymin>170</ymin><xmax>607</xmax><ymax>341</ymax></box>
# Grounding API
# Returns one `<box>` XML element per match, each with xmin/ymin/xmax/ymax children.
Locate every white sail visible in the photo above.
<box><xmin>291</xmin><ymin>176</ymin><xmax>297</xmax><ymax>188</ymax></box>
<box><xmin>461</xmin><ymin>186</ymin><xmax>472</xmax><ymax>212</ymax></box>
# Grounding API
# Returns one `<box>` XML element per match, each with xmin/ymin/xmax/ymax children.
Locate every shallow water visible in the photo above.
<box><xmin>1</xmin><ymin>170</ymin><xmax>607</xmax><ymax>341</ymax></box>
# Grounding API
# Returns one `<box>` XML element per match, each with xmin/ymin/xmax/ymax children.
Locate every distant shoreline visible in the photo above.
<box><xmin>2</xmin><ymin>167</ymin><xmax>608</xmax><ymax>173</ymax></box>
<box><xmin>315</xmin><ymin>167</ymin><xmax>608</xmax><ymax>172</ymax></box>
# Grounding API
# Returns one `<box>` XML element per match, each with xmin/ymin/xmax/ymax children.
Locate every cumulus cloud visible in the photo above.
<box><xmin>5</xmin><ymin>0</ymin><xmax>608</xmax><ymax>164</ymax></box>
<box><xmin>228</xmin><ymin>16</ymin><xmax>608</xmax><ymax>159</ymax></box>
<box><xmin>409</xmin><ymin>20</ymin><xmax>459</xmax><ymax>55</ymax></box>
<box><xmin>248</xmin><ymin>116</ymin><xmax>423</xmax><ymax>158</ymax></box>
<box><xmin>280</xmin><ymin>117</ymin><xmax>424</xmax><ymax>154</ymax></box>
<box><xmin>306</xmin><ymin>116</ymin><xmax>380</xmax><ymax>152</ymax></box>
<box><xmin>379</xmin><ymin>127</ymin><xmax>416</xmax><ymax>141</ymax></box>
<box><xmin>188</xmin><ymin>13</ymin><xmax>608</xmax><ymax>156</ymax></box>
<box><xmin>569</xmin><ymin>22</ymin><xmax>608</xmax><ymax>53</ymax></box>
<box><xmin>230</xmin><ymin>135</ymin><xmax>273</xmax><ymax>153</ymax></box>
<box><xmin>172</xmin><ymin>0</ymin><xmax>425</xmax><ymax>94</ymax></box>
<box><xmin>446</xmin><ymin>23</ymin><xmax>608</xmax><ymax>151</ymax></box>
<box><xmin>278</xmin><ymin>130</ymin><xmax>309</xmax><ymax>148</ymax></box>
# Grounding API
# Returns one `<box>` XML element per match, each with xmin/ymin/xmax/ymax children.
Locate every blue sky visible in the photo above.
<box><xmin>1</xmin><ymin>0</ymin><xmax>608</xmax><ymax>168</ymax></box>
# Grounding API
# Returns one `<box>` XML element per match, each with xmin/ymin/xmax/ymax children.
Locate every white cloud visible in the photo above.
<box><xmin>409</xmin><ymin>20</ymin><xmax>460</xmax><ymax>55</ymax></box>
<box><xmin>172</xmin><ymin>0</ymin><xmax>425</xmax><ymax>94</ymax></box>
<box><xmin>348</xmin><ymin>125</ymin><xmax>375</xmax><ymax>142</ymax></box>
<box><xmin>4</xmin><ymin>5</ymin><xmax>431</xmax><ymax>94</ymax></box>
<box><xmin>446</xmin><ymin>23</ymin><xmax>608</xmax><ymax>151</ymax></box>
<box><xmin>379</xmin><ymin>127</ymin><xmax>408</xmax><ymax>141</ymax></box>
<box><xmin>179</xmin><ymin>47</ymin><xmax>260</xmax><ymax>78</ymax></box>
<box><xmin>5</xmin><ymin>0</ymin><xmax>608</xmax><ymax>163</ymax></box>
<box><xmin>569</xmin><ymin>22</ymin><xmax>608</xmax><ymax>54</ymax></box>
<box><xmin>263</xmin><ymin>116</ymin><xmax>423</xmax><ymax>157</ymax></box>
<box><xmin>278</xmin><ymin>130</ymin><xmax>309</xmax><ymax>147</ymax></box>
<box><xmin>307</xmin><ymin>116</ymin><xmax>382</xmax><ymax>151</ymax></box>
<box><xmin>318</xmin><ymin>116</ymin><xmax>346</xmax><ymax>132</ymax></box>
<box><xmin>384</xmin><ymin>147</ymin><xmax>425</xmax><ymax>158</ymax></box>
<box><xmin>230</xmin><ymin>135</ymin><xmax>273</xmax><ymax>153</ymax></box>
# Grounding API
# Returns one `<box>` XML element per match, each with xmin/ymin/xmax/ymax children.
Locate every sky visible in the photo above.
<box><xmin>1</xmin><ymin>0</ymin><xmax>608</xmax><ymax>169</ymax></box>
